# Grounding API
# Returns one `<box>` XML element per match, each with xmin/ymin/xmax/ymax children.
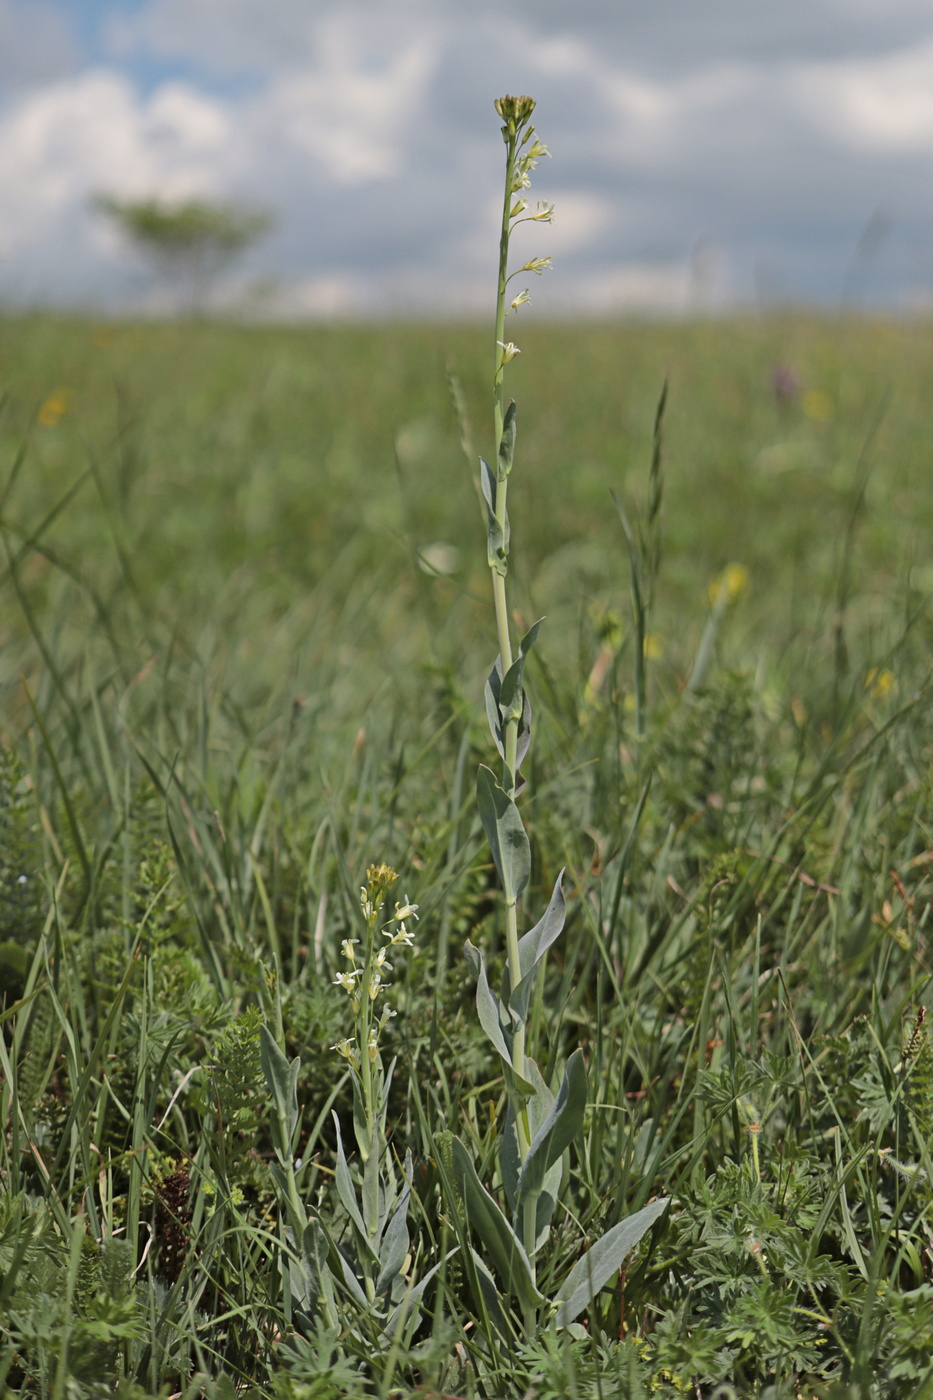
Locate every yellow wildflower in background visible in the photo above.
<box><xmin>708</xmin><ymin>563</ymin><xmax>749</xmax><ymax>606</ymax></box>
<box><xmin>37</xmin><ymin>388</ymin><xmax>74</xmax><ymax>427</ymax></box>
<box><xmin>865</xmin><ymin>667</ymin><xmax>896</xmax><ymax>701</ymax></box>
<box><xmin>802</xmin><ymin>389</ymin><xmax>833</xmax><ymax>422</ymax></box>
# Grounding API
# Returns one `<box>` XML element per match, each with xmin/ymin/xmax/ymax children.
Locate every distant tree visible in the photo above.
<box><xmin>95</xmin><ymin>195</ymin><xmax>273</xmax><ymax>313</ymax></box>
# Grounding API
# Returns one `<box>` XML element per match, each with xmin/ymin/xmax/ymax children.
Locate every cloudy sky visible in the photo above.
<box><xmin>3</xmin><ymin>0</ymin><xmax>933</xmax><ymax>315</ymax></box>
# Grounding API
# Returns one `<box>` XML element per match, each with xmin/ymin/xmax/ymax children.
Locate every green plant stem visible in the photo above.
<box><xmin>360</xmin><ymin>917</ymin><xmax>376</xmax><ymax>1141</ymax></box>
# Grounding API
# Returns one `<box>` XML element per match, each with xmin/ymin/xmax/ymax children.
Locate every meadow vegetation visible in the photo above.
<box><xmin>0</xmin><ymin>256</ymin><xmax>932</xmax><ymax>1392</ymax></box>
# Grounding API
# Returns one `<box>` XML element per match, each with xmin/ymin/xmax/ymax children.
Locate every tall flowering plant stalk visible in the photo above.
<box><xmin>441</xmin><ymin>94</ymin><xmax>668</xmax><ymax>1340</ymax></box>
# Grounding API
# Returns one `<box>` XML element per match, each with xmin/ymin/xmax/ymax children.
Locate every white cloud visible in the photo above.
<box><xmin>541</xmin><ymin>192</ymin><xmax>613</xmax><ymax>256</ymax></box>
<box><xmin>0</xmin><ymin>68</ymin><xmax>243</xmax><ymax>297</ymax></box>
<box><xmin>259</xmin><ymin>15</ymin><xmax>437</xmax><ymax>184</ymax></box>
<box><xmin>793</xmin><ymin>41</ymin><xmax>933</xmax><ymax>153</ymax></box>
<box><xmin>4</xmin><ymin>0</ymin><xmax>933</xmax><ymax>310</ymax></box>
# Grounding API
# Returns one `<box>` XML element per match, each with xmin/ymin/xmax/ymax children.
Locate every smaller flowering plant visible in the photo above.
<box><xmin>331</xmin><ymin>862</ymin><xmax>417</xmax><ymax>1158</ymax></box>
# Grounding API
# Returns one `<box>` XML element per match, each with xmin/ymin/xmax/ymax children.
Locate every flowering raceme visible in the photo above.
<box><xmin>330</xmin><ymin>864</ymin><xmax>417</xmax><ymax>1094</ymax></box>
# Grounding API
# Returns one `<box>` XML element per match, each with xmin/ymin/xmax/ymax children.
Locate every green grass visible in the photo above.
<box><xmin>0</xmin><ymin>311</ymin><xmax>932</xmax><ymax>1398</ymax></box>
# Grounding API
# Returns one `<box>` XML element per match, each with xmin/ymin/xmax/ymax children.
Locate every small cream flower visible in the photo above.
<box><xmin>497</xmin><ymin>341</ymin><xmax>521</xmax><ymax>365</ymax></box>
<box><xmin>509</xmin><ymin>198</ymin><xmax>528</xmax><ymax>220</ymax></box>
<box><xmin>529</xmin><ymin>201</ymin><xmax>554</xmax><ymax>222</ymax></box>
<box><xmin>341</xmin><ymin>938</ymin><xmax>359</xmax><ymax>964</ymax></box>
<box><xmin>333</xmin><ymin>969</ymin><xmax>361</xmax><ymax>993</ymax></box>
<box><xmin>510</xmin><ymin>289</ymin><xmax>531</xmax><ymax>312</ymax></box>
<box><xmin>522</xmin><ymin>256</ymin><xmax>552</xmax><ymax>275</ymax></box>
<box><xmin>331</xmin><ymin>1037</ymin><xmax>361</xmax><ymax>1069</ymax></box>
<box><xmin>386</xmin><ymin>922</ymin><xmax>415</xmax><ymax>947</ymax></box>
<box><xmin>393</xmin><ymin>898</ymin><xmax>419</xmax><ymax>922</ymax></box>
<box><xmin>378</xmin><ymin>1004</ymin><xmax>397</xmax><ymax>1030</ymax></box>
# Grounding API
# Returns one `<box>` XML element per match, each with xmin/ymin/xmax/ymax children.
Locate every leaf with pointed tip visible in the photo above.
<box><xmin>385</xmin><ymin>1246</ymin><xmax>460</xmax><ymax>1337</ymax></box>
<box><xmin>464</xmin><ymin>940</ymin><xmax>512</xmax><ymax>1064</ymax></box>
<box><xmin>464</xmin><ymin>942</ymin><xmax>537</xmax><ymax>1093</ymax></box>
<box><xmin>497</xmin><ymin>399</ymin><xmax>517</xmax><ymax>481</ymax></box>
<box><xmin>332</xmin><ymin>1114</ymin><xmax>378</xmax><ymax>1262</ymax></box>
<box><xmin>516</xmin><ymin>1050</ymin><xmax>587</xmax><ymax>1208</ymax></box>
<box><xmin>350</xmin><ymin>1071</ymin><xmax>370</xmax><ymax>1161</ymax></box>
<box><xmin>376</xmin><ymin>1152</ymin><xmax>411</xmax><ymax>1295</ymax></box>
<box><xmin>481</xmin><ymin>458</ymin><xmax>509</xmax><ymax>574</ymax></box>
<box><xmin>260</xmin><ymin>1025</ymin><xmax>300</xmax><ymax>1164</ymax></box>
<box><xmin>498</xmin><ymin>618</ymin><xmax>543</xmax><ymax>724</ymax></box>
<box><xmin>501</xmin><ymin>1056</ymin><xmax>553</xmax><ymax>1211</ymax></box>
<box><xmin>292</xmin><ymin>1218</ymin><xmax>337</xmax><ymax>1323</ymax></box>
<box><xmin>476</xmin><ymin>765</ymin><xmax>530</xmax><ymax>903</ymax></box>
<box><xmin>515</xmin><ymin>688</ymin><xmax>532</xmax><ymax>779</ymax></box>
<box><xmin>334</xmin><ymin>1244</ymin><xmax>370</xmax><ymax>1310</ymax></box>
<box><xmin>498</xmin><ymin>660</ymin><xmax>524</xmax><ymax>724</ymax></box>
<box><xmin>554</xmin><ymin>1198</ymin><xmax>669</xmax><ymax>1326</ymax></box>
<box><xmin>484</xmin><ymin>657</ymin><xmax>505</xmax><ymax>759</ymax></box>
<box><xmin>507</xmin><ymin>872</ymin><xmax>567</xmax><ymax>1026</ymax></box>
<box><xmin>501</xmin><ymin>1062</ymin><xmax>563</xmax><ymax>1249</ymax></box>
<box><xmin>450</xmin><ymin>1136</ymin><xmax>544</xmax><ymax>1314</ymax></box>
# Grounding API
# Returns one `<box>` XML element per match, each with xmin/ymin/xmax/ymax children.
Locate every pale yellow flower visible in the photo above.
<box><xmin>37</xmin><ymin>388</ymin><xmax>74</xmax><ymax>427</ymax></box>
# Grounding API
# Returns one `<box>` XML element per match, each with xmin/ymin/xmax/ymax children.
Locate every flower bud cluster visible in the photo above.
<box><xmin>494</xmin><ymin>93</ymin><xmax>537</xmax><ymax>139</ymax></box>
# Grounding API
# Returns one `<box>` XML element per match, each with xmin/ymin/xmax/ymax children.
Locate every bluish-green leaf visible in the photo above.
<box><xmin>484</xmin><ymin>658</ymin><xmax>505</xmax><ymax>759</ymax></box>
<box><xmin>481</xmin><ymin>457</ymin><xmax>509</xmax><ymax>574</ymax></box>
<box><xmin>516</xmin><ymin>1049</ymin><xmax>587</xmax><ymax>1208</ymax></box>
<box><xmin>485</xmin><ymin>662</ymin><xmax>533</xmax><ymax>787</ymax></box>
<box><xmin>259</xmin><ymin>1025</ymin><xmax>300</xmax><ymax>1163</ymax></box>
<box><xmin>332</xmin><ymin>1114</ymin><xmax>378</xmax><ymax>1262</ymax></box>
<box><xmin>296</xmin><ymin>1218</ymin><xmax>338</xmax><ymax>1324</ymax></box>
<box><xmin>501</xmin><ymin>1059</ymin><xmax>563</xmax><ymax>1248</ymax></box>
<box><xmin>516</xmin><ymin>688</ymin><xmax>532</xmax><ymax>776</ymax></box>
<box><xmin>385</xmin><ymin>1246</ymin><xmax>460</xmax><ymax>1338</ymax></box>
<box><xmin>498</xmin><ymin>618</ymin><xmax>543</xmax><ymax>724</ymax></box>
<box><xmin>334</xmin><ymin>1244</ymin><xmax>370</xmax><ymax>1310</ymax></box>
<box><xmin>450</xmin><ymin>1136</ymin><xmax>544</xmax><ymax>1314</ymax></box>
<box><xmin>362</xmin><ymin>1129</ymin><xmax>380</xmax><ymax>1241</ymax></box>
<box><xmin>464</xmin><ymin>943</ymin><xmax>537</xmax><ymax>1093</ymax></box>
<box><xmin>464</xmin><ymin>940</ymin><xmax>512</xmax><ymax>1064</ymax></box>
<box><xmin>501</xmin><ymin>1057</ymin><xmax>554</xmax><ymax>1211</ymax></box>
<box><xmin>476</xmin><ymin>765</ymin><xmax>530</xmax><ymax>902</ymax></box>
<box><xmin>376</xmin><ymin>1151</ymin><xmax>411</xmax><ymax>1295</ymax></box>
<box><xmin>554</xmin><ymin>1198</ymin><xmax>669</xmax><ymax>1326</ymax></box>
<box><xmin>507</xmin><ymin>871</ymin><xmax>567</xmax><ymax>1026</ymax></box>
<box><xmin>497</xmin><ymin>399</ymin><xmax>517</xmax><ymax>482</ymax></box>
<box><xmin>468</xmin><ymin>1246</ymin><xmax>512</xmax><ymax>1338</ymax></box>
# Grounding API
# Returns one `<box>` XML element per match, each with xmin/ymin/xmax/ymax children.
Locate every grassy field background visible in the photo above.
<box><xmin>0</xmin><ymin>312</ymin><xmax>932</xmax><ymax>1398</ymax></box>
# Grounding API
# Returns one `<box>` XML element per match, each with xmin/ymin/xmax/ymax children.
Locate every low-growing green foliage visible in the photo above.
<box><xmin>0</xmin><ymin>97</ymin><xmax>933</xmax><ymax>1399</ymax></box>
